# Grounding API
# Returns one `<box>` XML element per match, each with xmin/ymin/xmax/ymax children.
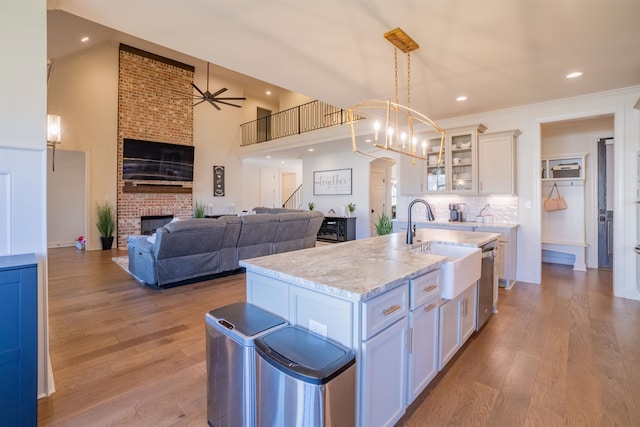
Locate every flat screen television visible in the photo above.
<box><xmin>123</xmin><ymin>138</ymin><xmax>194</xmax><ymax>182</ymax></box>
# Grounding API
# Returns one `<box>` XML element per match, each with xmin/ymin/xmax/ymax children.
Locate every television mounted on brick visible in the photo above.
<box><xmin>123</xmin><ymin>138</ymin><xmax>194</xmax><ymax>182</ymax></box>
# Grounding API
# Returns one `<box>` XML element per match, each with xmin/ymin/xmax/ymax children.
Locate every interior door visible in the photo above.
<box><xmin>47</xmin><ymin>149</ymin><xmax>86</xmax><ymax>248</ymax></box>
<box><xmin>257</xmin><ymin>107</ymin><xmax>271</xmax><ymax>143</ymax></box>
<box><xmin>260</xmin><ymin>168</ymin><xmax>278</xmax><ymax>208</ymax></box>
<box><xmin>369</xmin><ymin>168</ymin><xmax>386</xmax><ymax>236</ymax></box>
<box><xmin>598</xmin><ymin>137</ymin><xmax>614</xmax><ymax>269</ymax></box>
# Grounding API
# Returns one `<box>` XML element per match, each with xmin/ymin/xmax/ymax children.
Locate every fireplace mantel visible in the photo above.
<box><xmin>123</xmin><ymin>182</ymin><xmax>192</xmax><ymax>194</ymax></box>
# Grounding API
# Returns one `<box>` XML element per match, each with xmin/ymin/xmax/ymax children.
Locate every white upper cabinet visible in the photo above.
<box><xmin>424</xmin><ymin>124</ymin><xmax>486</xmax><ymax>195</ymax></box>
<box><xmin>478</xmin><ymin>130</ymin><xmax>521</xmax><ymax>195</ymax></box>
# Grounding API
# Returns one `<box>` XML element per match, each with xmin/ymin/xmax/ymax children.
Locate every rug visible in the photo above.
<box><xmin>112</xmin><ymin>255</ymin><xmax>145</xmax><ymax>284</ymax></box>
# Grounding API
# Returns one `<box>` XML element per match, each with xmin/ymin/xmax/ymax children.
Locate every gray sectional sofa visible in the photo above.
<box><xmin>128</xmin><ymin>209</ymin><xmax>324</xmax><ymax>288</ymax></box>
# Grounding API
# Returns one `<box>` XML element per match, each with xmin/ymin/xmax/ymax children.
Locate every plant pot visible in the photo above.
<box><xmin>100</xmin><ymin>236</ymin><xmax>114</xmax><ymax>250</ymax></box>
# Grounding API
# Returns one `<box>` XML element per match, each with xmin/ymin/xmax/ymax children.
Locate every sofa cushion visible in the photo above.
<box><xmin>273</xmin><ymin>212</ymin><xmax>310</xmax><ymax>254</ymax></box>
<box><xmin>304</xmin><ymin>211</ymin><xmax>325</xmax><ymax>248</ymax></box>
<box><xmin>253</xmin><ymin>207</ymin><xmax>299</xmax><ymax>214</ymax></box>
<box><xmin>153</xmin><ymin>218</ymin><xmax>229</xmax><ymax>286</ymax></box>
<box><xmin>218</xmin><ymin>215</ymin><xmax>242</xmax><ymax>272</ymax></box>
<box><xmin>237</xmin><ymin>214</ymin><xmax>280</xmax><ymax>260</ymax></box>
<box><xmin>156</xmin><ymin>219</ymin><xmax>226</xmax><ymax>259</ymax></box>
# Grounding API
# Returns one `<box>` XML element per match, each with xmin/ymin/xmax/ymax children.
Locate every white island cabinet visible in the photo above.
<box><xmin>438</xmin><ymin>282</ymin><xmax>477</xmax><ymax>369</ymax></box>
<box><xmin>246</xmin><ymin>271</ymin><xmax>414</xmax><ymax>427</ymax></box>
<box><xmin>407</xmin><ymin>271</ymin><xmax>440</xmax><ymax>403</ymax></box>
<box><xmin>241</xmin><ymin>230</ymin><xmax>499</xmax><ymax>427</ymax></box>
<box><xmin>360</xmin><ymin>284</ymin><xmax>410</xmax><ymax>425</ymax></box>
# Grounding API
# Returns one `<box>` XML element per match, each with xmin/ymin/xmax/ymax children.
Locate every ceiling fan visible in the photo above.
<box><xmin>190</xmin><ymin>62</ymin><xmax>246</xmax><ymax>110</ymax></box>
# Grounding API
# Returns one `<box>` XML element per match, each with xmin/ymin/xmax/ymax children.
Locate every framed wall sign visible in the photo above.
<box><xmin>313</xmin><ymin>168</ymin><xmax>352</xmax><ymax>195</ymax></box>
<box><xmin>213</xmin><ymin>165</ymin><xmax>225</xmax><ymax>197</ymax></box>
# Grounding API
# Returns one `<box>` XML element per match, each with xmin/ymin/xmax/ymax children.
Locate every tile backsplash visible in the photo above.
<box><xmin>396</xmin><ymin>195</ymin><xmax>519</xmax><ymax>224</ymax></box>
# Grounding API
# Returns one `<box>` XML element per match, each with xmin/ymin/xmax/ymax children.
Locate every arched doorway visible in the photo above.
<box><xmin>369</xmin><ymin>158</ymin><xmax>396</xmax><ymax>237</ymax></box>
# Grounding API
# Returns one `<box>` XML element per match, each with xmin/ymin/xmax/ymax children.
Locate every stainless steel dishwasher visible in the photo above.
<box><xmin>477</xmin><ymin>240</ymin><xmax>496</xmax><ymax>330</ymax></box>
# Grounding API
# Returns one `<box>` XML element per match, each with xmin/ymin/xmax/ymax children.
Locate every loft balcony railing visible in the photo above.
<box><xmin>240</xmin><ymin>100</ymin><xmax>363</xmax><ymax>146</ymax></box>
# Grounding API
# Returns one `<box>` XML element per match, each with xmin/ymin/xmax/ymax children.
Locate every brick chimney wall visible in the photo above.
<box><xmin>117</xmin><ymin>45</ymin><xmax>195</xmax><ymax>248</ymax></box>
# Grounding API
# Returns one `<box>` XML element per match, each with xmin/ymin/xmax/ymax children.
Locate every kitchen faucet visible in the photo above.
<box><xmin>407</xmin><ymin>199</ymin><xmax>435</xmax><ymax>244</ymax></box>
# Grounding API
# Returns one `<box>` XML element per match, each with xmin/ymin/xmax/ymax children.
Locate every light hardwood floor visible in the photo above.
<box><xmin>38</xmin><ymin>247</ymin><xmax>640</xmax><ymax>426</ymax></box>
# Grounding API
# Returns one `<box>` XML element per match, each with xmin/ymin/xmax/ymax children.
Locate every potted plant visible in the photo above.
<box><xmin>374</xmin><ymin>212</ymin><xmax>393</xmax><ymax>236</ymax></box>
<box><xmin>308</xmin><ymin>202</ymin><xmax>315</xmax><ymax>211</ymax></box>
<box><xmin>96</xmin><ymin>201</ymin><xmax>115</xmax><ymax>250</ymax></box>
<box><xmin>194</xmin><ymin>200</ymin><xmax>206</xmax><ymax>218</ymax></box>
<box><xmin>347</xmin><ymin>202</ymin><xmax>356</xmax><ymax>216</ymax></box>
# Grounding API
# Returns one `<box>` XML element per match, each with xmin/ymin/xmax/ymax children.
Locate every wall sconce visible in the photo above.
<box><xmin>47</xmin><ymin>114</ymin><xmax>61</xmax><ymax>172</ymax></box>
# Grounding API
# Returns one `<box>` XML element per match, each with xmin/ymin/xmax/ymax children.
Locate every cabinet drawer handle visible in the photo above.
<box><xmin>383</xmin><ymin>304</ymin><xmax>401</xmax><ymax>316</ymax></box>
<box><xmin>424</xmin><ymin>284</ymin><xmax>437</xmax><ymax>293</ymax></box>
<box><xmin>425</xmin><ymin>303</ymin><xmax>436</xmax><ymax>312</ymax></box>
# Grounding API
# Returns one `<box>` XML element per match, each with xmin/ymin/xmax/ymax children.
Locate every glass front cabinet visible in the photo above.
<box><xmin>425</xmin><ymin>124</ymin><xmax>486</xmax><ymax>195</ymax></box>
<box><xmin>398</xmin><ymin>124</ymin><xmax>487</xmax><ymax>195</ymax></box>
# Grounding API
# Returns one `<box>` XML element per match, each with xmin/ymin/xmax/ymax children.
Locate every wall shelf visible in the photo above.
<box><xmin>541</xmin><ymin>152</ymin><xmax>587</xmax><ymax>181</ymax></box>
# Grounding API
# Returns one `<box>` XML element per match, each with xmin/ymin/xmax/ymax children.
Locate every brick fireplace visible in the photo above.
<box><xmin>116</xmin><ymin>45</ymin><xmax>194</xmax><ymax>248</ymax></box>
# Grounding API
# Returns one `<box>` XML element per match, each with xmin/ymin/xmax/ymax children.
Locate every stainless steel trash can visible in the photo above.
<box><xmin>206</xmin><ymin>302</ymin><xmax>287</xmax><ymax>427</ymax></box>
<box><xmin>255</xmin><ymin>325</ymin><xmax>356</xmax><ymax>427</ymax></box>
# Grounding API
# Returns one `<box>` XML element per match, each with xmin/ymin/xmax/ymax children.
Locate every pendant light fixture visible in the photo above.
<box><xmin>348</xmin><ymin>28</ymin><xmax>445</xmax><ymax>165</ymax></box>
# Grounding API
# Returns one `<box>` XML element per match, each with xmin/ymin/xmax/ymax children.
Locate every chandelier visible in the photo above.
<box><xmin>348</xmin><ymin>28</ymin><xmax>445</xmax><ymax>164</ymax></box>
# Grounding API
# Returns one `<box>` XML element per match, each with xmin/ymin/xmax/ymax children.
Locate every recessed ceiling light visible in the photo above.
<box><xmin>365</xmin><ymin>139</ymin><xmax>372</xmax><ymax>143</ymax></box>
<box><xmin>266</xmin><ymin>90</ymin><xmax>272</xmax><ymax>95</ymax></box>
<box><xmin>81</xmin><ymin>36</ymin><xmax>90</xmax><ymax>43</ymax></box>
<box><xmin>566</xmin><ymin>71</ymin><xmax>583</xmax><ymax>79</ymax></box>
<box><xmin>456</xmin><ymin>96</ymin><xmax>468</xmax><ymax>102</ymax></box>
<box><xmin>281</xmin><ymin>161</ymin><xmax>285</xmax><ymax>164</ymax></box>
<box><xmin>266</xmin><ymin>156</ymin><xmax>271</xmax><ymax>159</ymax></box>
<box><xmin>308</xmin><ymin>148</ymin><xmax>314</xmax><ymax>152</ymax></box>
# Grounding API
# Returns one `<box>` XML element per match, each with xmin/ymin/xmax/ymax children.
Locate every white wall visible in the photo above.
<box><xmin>279</xmin><ymin>91</ymin><xmax>314</xmax><ymax>111</ymax></box>
<box><xmin>0</xmin><ymin>0</ymin><xmax>53</xmax><ymax>396</ymax></box>
<box><xmin>242</xmin><ymin>158</ymin><xmax>302</xmax><ymax>211</ymax></box>
<box><xmin>303</xmin><ymin>149</ymin><xmax>373</xmax><ymax>239</ymax></box>
<box><xmin>47</xmin><ymin>44</ymin><xmax>119</xmax><ymax>250</ymax></box>
<box><xmin>192</xmin><ymin>60</ymin><xmax>248</xmax><ymax>214</ymax></box>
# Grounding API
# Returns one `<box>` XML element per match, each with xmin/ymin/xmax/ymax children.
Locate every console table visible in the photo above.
<box><xmin>317</xmin><ymin>216</ymin><xmax>356</xmax><ymax>242</ymax></box>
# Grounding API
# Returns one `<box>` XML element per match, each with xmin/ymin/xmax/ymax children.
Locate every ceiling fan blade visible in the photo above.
<box><xmin>191</xmin><ymin>83</ymin><xmax>206</xmax><ymax>97</ymax></box>
<box><xmin>216</xmin><ymin>97</ymin><xmax>247</xmax><ymax>101</ymax></box>
<box><xmin>193</xmin><ymin>99</ymin><xmax>207</xmax><ymax>107</ymax></box>
<box><xmin>210</xmin><ymin>87</ymin><xmax>228</xmax><ymax>97</ymax></box>
<box><xmin>212</xmin><ymin>99</ymin><xmax>243</xmax><ymax>108</ymax></box>
<box><xmin>206</xmin><ymin>98</ymin><xmax>222</xmax><ymax>110</ymax></box>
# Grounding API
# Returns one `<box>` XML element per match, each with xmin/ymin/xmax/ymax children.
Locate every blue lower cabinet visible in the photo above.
<box><xmin>0</xmin><ymin>254</ymin><xmax>38</xmax><ymax>427</ymax></box>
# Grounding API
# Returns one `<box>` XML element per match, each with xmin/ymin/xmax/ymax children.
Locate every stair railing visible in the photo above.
<box><xmin>282</xmin><ymin>184</ymin><xmax>303</xmax><ymax>210</ymax></box>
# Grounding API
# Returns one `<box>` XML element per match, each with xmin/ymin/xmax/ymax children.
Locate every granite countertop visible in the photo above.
<box><xmin>240</xmin><ymin>229</ymin><xmax>500</xmax><ymax>302</ymax></box>
<box><xmin>394</xmin><ymin>219</ymin><xmax>520</xmax><ymax>230</ymax></box>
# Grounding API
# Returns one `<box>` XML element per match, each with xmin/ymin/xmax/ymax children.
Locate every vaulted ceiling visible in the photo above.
<box><xmin>49</xmin><ymin>0</ymin><xmax>640</xmax><ymax>121</ymax></box>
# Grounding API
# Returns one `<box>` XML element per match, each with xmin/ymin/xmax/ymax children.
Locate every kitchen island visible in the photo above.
<box><xmin>240</xmin><ymin>228</ymin><xmax>500</xmax><ymax>427</ymax></box>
